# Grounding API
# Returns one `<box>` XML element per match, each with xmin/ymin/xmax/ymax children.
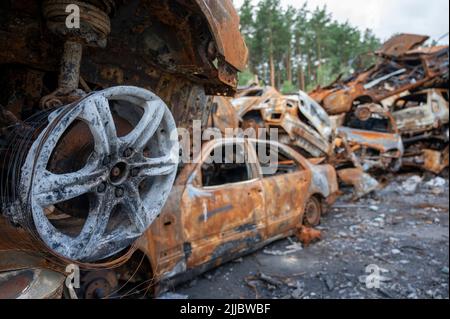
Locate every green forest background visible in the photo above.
<box><xmin>237</xmin><ymin>0</ymin><xmax>382</xmax><ymax>92</ymax></box>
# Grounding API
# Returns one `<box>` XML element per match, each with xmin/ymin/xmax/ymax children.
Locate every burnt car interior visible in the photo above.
<box><xmin>201</xmin><ymin>143</ymin><xmax>252</xmax><ymax>187</ymax></box>
<box><xmin>393</xmin><ymin>93</ymin><xmax>428</xmax><ymax>110</ymax></box>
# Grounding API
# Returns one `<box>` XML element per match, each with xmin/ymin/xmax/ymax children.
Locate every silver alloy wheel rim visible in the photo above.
<box><xmin>19</xmin><ymin>86</ymin><xmax>179</xmax><ymax>261</ymax></box>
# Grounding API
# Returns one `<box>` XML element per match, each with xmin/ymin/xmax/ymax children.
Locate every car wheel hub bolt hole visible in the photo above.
<box><xmin>109</xmin><ymin>162</ymin><xmax>128</xmax><ymax>185</ymax></box>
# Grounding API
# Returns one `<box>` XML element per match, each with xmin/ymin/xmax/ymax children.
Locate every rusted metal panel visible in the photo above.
<box><xmin>194</xmin><ymin>0</ymin><xmax>249</xmax><ymax>72</ymax></box>
<box><xmin>402</xmin><ymin>147</ymin><xmax>449</xmax><ymax>174</ymax></box>
<box><xmin>232</xmin><ymin>86</ymin><xmax>282</xmax><ymax>117</ymax></box>
<box><xmin>262</xmin><ymin>170</ymin><xmax>310</xmax><ymax>237</ymax></box>
<box><xmin>337</xmin><ymin>127</ymin><xmax>403</xmax><ymax>154</ymax></box>
<box><xmin>208</xmin><ymin>96</ymin><xmax>240</xmax><ymax>134</ymax></box>
<box><xmin>377</xmin><ymin>33</ymin><xmax>429</xmax><ymax>57</ymax></box>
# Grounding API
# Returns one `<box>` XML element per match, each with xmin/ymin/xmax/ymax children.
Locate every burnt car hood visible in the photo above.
<box><xmin>337</xmin><ymin>127</ymin><xmax>404</xmax><ymax>153</ymax></box>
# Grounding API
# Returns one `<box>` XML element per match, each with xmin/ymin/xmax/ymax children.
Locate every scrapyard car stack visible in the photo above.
<box><xmin>309</xmin><ymin>33</ymin><xmax>449</xmax><ymax>177</ymax></box>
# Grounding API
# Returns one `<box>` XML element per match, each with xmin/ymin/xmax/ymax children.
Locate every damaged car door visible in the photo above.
<box><xmin>181</xmin><ymin>140</ymin><xmax>265</xmax><ymax>267</ymax></box>
<box><xmin>251</xmin><ymin>140</ymin><xmax>311</xmax><ymax>236</ymax></box>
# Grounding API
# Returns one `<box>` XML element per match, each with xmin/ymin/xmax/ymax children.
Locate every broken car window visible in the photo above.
<box><xmin>201</xmin><ymin>143</ymin><xmax>252</xmax><ymax>187</ymax></box>
<box><xmin>393</xmin><ymin>93</ymin><xmax>428</xmax><ymax>111</ymax></box>
<box><xmin>254</xmin><ymin>142</ymin><xmax>302</xmax><ymax>177</ymax></box>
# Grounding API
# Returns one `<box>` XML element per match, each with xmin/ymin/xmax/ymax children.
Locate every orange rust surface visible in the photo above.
<box><xmin>377</xmin><ymin>34</ymin><xmax>429</xmax><ymax>57</ymax></box>
<box><xmin>194</xmin><ymin>0</ymin><xmax>248</xmax><ymax>72</ymax></box>
<box><xmin>423</xmin><ymin>148</ymin><xmax>449</xmax><ymax>174</ymax></box>
<box><xmin>345</xmin><ymin>130</ymin><xmax>399</xmax><ymax>141</ymax></box>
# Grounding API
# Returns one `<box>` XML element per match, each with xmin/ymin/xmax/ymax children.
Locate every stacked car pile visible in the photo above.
<box><xmin>220</xmin><ymin>34</ymin><xmax>448</xmax><ymax>198</ymax></box>
<box><xmin>310</xmin><ymin>34</ymin><xmax>449</xmax><ymax>187</ymax></box>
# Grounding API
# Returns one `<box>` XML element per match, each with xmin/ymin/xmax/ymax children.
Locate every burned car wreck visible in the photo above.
<box><xmin>0</xmin><ymin>0</ymin><xmax>252</xmax><ymax>295</ymax></box>
<box><xmin>309</xmin><ymin>33</ymin><xmax>448</xmax><ymax>116</ymax></box>
<box><xmin>218</xmin><ymin>85</ymin><xmax>399</xmax><ymax>198</ymax></box>
<box><xmin>388</xmin><ymin>89</ymin><xmax>449</xmax><ymax>174</ymax></box>
<box><xmin>309</xmin><ymin>33</ymin><xmax>449</xmax><ymax>176</ymax></box>
<box><xmin>119</xmin><ymin>138</ymin><xmax>338</xmax><ymax>297</ymax></box>
<box><xmin>229</xmin><ymin>86</ymin><xmax>333</xmax><ymax>158</ymax></box>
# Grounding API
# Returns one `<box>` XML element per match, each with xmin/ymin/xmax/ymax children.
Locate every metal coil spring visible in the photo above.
<box><xmin>43</xmin><ymin>0</ymin><xmax>111</xmax><ymax>43</ymax></box>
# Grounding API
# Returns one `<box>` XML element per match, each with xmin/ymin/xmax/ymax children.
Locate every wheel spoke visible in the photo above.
<box><xmin>76</xmin><ymin>187</ymin><xmax>117</xmax><ymax>256</ymax></box>
<box><xmin>80</xmin><ymin>95</ymin><xmax>119</xmax><ymax>155</ymax></box>
<box><xmin>132</xmin><ymin>155</ymin><xmax>177</xmax><ymax>177</ymax></box>
<box><xmin>121</xmin><ymin>100</ymin><xmax>165</xmax><ymax>150</ymax></box>
<box><xmin>122</xmin><ymin>183</ymin><xmax>147</xmax><ymax>233</ymax></box>
<box><xmin>34</xmin><ymin>168</ymin><xmax>107</xmax><ymax>206</ymax></box>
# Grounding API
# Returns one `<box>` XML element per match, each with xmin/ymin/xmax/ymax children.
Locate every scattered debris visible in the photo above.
<box><xmin>425</xmin><ymin>177</ymin><xmax>447</xmax><ymax>189</ymax></box>
<box><xmin>263</xmin><ymin>243</ymin><xmax>303</xmax><ymax>256</ymax></box>
<box><xmin>402</xmin><ymin>176</ymin><xmax>423</xmax><ymax>194</ymax></box>
<box><xmin>258</xmin><ymin>272</ymin><xmax>285</xmax><ymax>288</ymax></box>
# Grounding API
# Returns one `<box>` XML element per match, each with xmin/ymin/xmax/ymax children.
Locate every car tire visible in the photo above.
<box><xmin>303</xmin><ymin>196</ymin><xmax>322</xmax><ymax>227</ymax></box>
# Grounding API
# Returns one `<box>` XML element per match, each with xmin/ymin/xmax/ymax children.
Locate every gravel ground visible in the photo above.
<box><xmin>172</xmin><ymin>172</ymin><xmax>449</xmax><ymax>299</ymax></box>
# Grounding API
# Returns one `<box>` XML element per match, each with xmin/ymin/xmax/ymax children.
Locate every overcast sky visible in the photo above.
<box><xmin>234</xmin><ymin>0</ymin><xmax>449</xmax><ymax>44</ymax></box>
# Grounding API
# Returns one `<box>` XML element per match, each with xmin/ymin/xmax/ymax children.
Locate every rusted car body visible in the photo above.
<box><xmin>231</xmin><ymin>86</ymin><xmax>333</xmax><ymax>158</ymax></box>
<box><xmin>333</xmin><ymin>103</ymin><xmax>404</xmax><ymax>172</ymax></box>
<box><xmin>330</xmin><ymin>104</ymin><xmax>404</xmax><ymax>198</ymax></box>
<box><xmin>0</xmin><ymin>0</ymin><xmax>250</xmax><ymax>289</ymax></box>
<box><xmin>265</xmin><ymin>91</ymin><xmax>333</xmax><ymax>158</ymax></box>
<box><xmin>387</xmin><ymin>89</ymin><xmax>449</xmax><ymax>173</ymax></box>
<box><xmin>231</xmin><ymin>86</ymin><xmax>282</xmax><ymax>132</ymax></box>
<box><xmin>309</xmin><ymin>34</ymin><xmax>449</xmax><ymax>116</ymax></box>
<box><xmin>389</xmin><ymin>89</ymin><xmax>449</xmax><ymax>135</ymax></box>
<box><xmin>134</xmin><ymin>138</ymin><xmax>339</xmax><ymax>295</ymax></box>
<box><xmin>207</xmin><ymin>96</ymin><xmax>240</xmax><ymax>135</ymax></box>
